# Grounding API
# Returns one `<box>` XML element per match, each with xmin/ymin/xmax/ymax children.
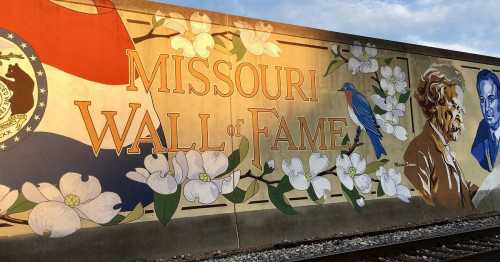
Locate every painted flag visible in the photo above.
<box><xmin>0</xmin><ymin>0</ymin><xmax>162</xmax><ymax>210</ymax></box>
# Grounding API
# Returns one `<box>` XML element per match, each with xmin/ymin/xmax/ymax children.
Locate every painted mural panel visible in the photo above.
<box><xmin>0</xmin><ymin>0</ymin><xmax>499</xmax><ymax>239</ymax></box>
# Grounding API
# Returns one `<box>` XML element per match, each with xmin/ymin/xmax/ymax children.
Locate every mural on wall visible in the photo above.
<box><xmin>0</xmin><ymin>0</ymin><xmax>499</xmax><ymax>239</ymax></box>
<box><xmin>403</xmin><ymin>64</ymin><xmax>476</xmax><ymax>208</ymax></box>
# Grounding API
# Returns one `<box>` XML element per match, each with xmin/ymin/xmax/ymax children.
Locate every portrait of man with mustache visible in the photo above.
<box><xmin>403</xmin><ymin>64</ymin><xmax>477</xmax><ymax>209</ymax></box>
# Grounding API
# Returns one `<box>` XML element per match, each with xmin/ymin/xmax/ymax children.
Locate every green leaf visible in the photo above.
<box><xmin>6</xmin><ymin>193</ymin><xmax>36</xmax><ymax>215</ymax></box>
<box><xmin>120</xmin><ymin>203</ymin><xmax>145</xmax><ymax>224</ymax></box>
<box><xmin>372</xmin><ymin>85</ymin><xmax>387</xmax><ymax>98</ymax></box>
<box><xmin>399</xmin><ymin>91</ymin><xmax>411</xmax><ymax>104</ymax></box>
<box><xmin>154</xmin><ymin>185</ymin><xmax>181</xmax><ymax>226</ymax></box>
<box><xmin>217</xmin><ymin>136</ymin><xmax>249</xmax><ymax>178</ymax></box>
<box><xmin>223</xmin><ymin>179</ymin><xmax>261</xmax><ymax>203</ymax></box>
<box><xmin>223</xmin><ymin>187</ymin><xmax>245</xmax><ymax>203</ymax></box>
<box><xmin>377</xmin><ymin>182</ymin><xmax>385</xmax><ymax>197</ymax></box>
<box><xmin>373</xmin><ymin>105</ymin><xmax>387</xmax><ymax>115</ymax></box>
<box><xmin>341</xmin><ymin>184</ymin><xmax>363</xmax><ymax>209</ymax></box>
<box><xmin>151</xmin><ymin>15</ymin><xmax>165</xmax><ymax>28</ymax></box>
<box><xmin>323</xmin><ymin>58</ymin><xmax>345</xmax><ymax>77</ymax></box>
<box><xmin>268</xmin><ymin>184</ymin><xmax>297</xmax><ymax>215</ymax></box>
<box><xmin>307</xmin><ymin>186</ymin><xmax>325</xmax><ymax>205</ymax></box>
<box><xmin>214</xmin><ymin>35</ymin><xmax>226</xmax><ymax>48</ymax></box>
<box><xmin>384</xmin><ymin>58</ymin><xmax>393</xmax><ymax>65</ymax></box>
<box><xmin>365</xmin><ymin>159</ymin><xmax>389</xmax><ymax>174</ymax></box>
<box><xmin>262</xmin><ymin>160</ymin><xmax>275</xmax><ymax>177</ymax></box>
<box><xmin>244</xmin><ymin>180</ymin><xmax>260</xmax><ymax>202</ymax></box>
<box><xmin>341</xmin><ymin>134</ymin><xmax>350</xmax><ymax>146</ymax></box>
<box><xmin>102</xmin><ymin>214</ymin><xmax>125</xmax><ymax>226</ymax></box>
<box><xmin>277</xmin><ymin>175</ymin><xmax>294</xmax><ymax>193</ymax></box>
<box><xmin>231</xmin><ymin>36</ymin><xmax>247</xmax><ymax>61</ymax></box>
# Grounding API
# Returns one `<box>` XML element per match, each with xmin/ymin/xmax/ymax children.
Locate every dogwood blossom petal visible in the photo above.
<box><xmin>309</xmin><ymin>153</ymin><xmax>329</xmax><ymax>176</ymax></box>
<box><xmin>365</xmin><ymin>43</ymin><xmax>377</xmax><ymax>57</ymax></box>
<box><xmin>213</xmin><ymin>170</ymin><xmax>241</xmax><ymax>194</ymax></box>
<box><xmin>338</xmin><ymin>171</ymin><xmax>354</xmax><ymax>191</ymax></box>
<box><xmin>126</xmin><ymin>168</ymin><xmax>149</xmax><ymax>184</ymax></box>
<box><xmin>173</xmin><ymin>151</ymin><xmax>188</xmax><ymax>184</ymax></box>
<box><xmin>202</xmin><ymin>151</ymin><xmax>229</xmax><ymax>178</ymax></box>
<box><xmin>393</xmin><ymin>126</ymin><xmax>408</xmax><ymax>141</ymax></box>
<box><xmin>263</xmin><ymin>42</ymin><xmax>281</xmax><ymax>57</ymax></box>
<box><xmin>146</xmin><ymin>171</ymin><xmax>178</xmax><ymax>195</ymax></box>
<box><xmin>59</xmin><ymin>173</ymin><xmax>101</xmax><ymax>204</ymax></box>
<box><xmin>144</xmin><ymin>154</ymin><xmax>168</xmax><ymax>175</ymax></box>
<box><xmin>311</xmin><ymin>176</ymin><xmax>331</xmax><ymax>199</ymax></box>
<box><xmin>28</xmin><ymin>201</ymin><xmax>80</xmax><ymax>238</ymax></box>
<box><xmin>336</xmin><ymin>154</ymin><xmax>351</xmax><ymax>171</ymax></box>
<box><xmin>77</xmin><ymin>192</ymin><xmax>121</xmax><ymax>224</ymax></box>
<box><xmin>193</xmin><ymin>32</ymin><xmax>214</xmax><ymax>58</ymax></box>
<box><xmin>186</xmin><ymin>150</ymin><xmax>204</xmax><ymax>179</ymax></box>
<box><xmin>190</xmin><ymin>12</ymin><xmax>211</xmax><ymax>34</ymax></box>
<box><xmin>348</xmin><ymin>57</ymin><xmax>362</xmax><ymax>75</ymax></box>
<box><xmin>356</xmin><ymin>198</ymin><xmax>366</xmax><ymax>207</ymax></box>
<box><xmin>350</xmin><ymin>41</ymin><xmax>363</xmax><ymax>58</ymax></box>
<box><xmin>164</xmin><ymin>12</ymin><xmax>188</xmax><ymax>34</ymax></box>
<box><xmin>171</xmin><ymin>36</ymin><xmax>196</xmax><ymax>57</ymax></box>
<box><xmin>381</xmin><ymin>65</ymin><xmax>392</xmax><ymax>79</ymax></box>
<box><xmin>350</xmin><ymin>153</ymin><xmax>366</xmax><ymax>174</ymax></box>
<box><xmin>360</xmin><ymin>59</ymin><xmax>379</xmax><ymax>74</ymax></box>
<box><xmin>396</xmin><ymin>184</ymin><xmax>411</xmax><ymax>203</ymax></box>
<box><xmin>184</xmin><ymin>180</ymin><xmax>219</xmax><ymax>204</ymax></box>
<box><xmin>354</xmin><ymin>174</ymin><xmax>372</xmax><ymax>194</ymax></box>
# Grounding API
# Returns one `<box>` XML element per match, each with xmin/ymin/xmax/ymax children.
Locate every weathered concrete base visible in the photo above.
<box><xmin>0</xmin><ymin>213</ymin><xmax>239</xmax><ymax>262</ymax></box>
<box><xmin>0</xmin><ymin>197</ymin><xmax>496</xmax><ymax>262</ymax></box>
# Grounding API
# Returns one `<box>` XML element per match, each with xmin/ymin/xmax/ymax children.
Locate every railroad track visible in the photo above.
<box><xmin>298</xmin><ymin>225</ymin><xmax>500</xmax><ymax>262</ymax></box>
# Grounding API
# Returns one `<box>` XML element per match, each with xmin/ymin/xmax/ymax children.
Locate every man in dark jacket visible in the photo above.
<box><xmin>471</xmin><ymin>69</ymin><xmax>500</xmax><ymax>172</ymax></box>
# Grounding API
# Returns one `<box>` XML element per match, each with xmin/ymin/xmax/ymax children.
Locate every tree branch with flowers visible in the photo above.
<box><xmin>132</xmin><ymin>11</ymin><xmax>281</xmax><ymax>61</ymax></box>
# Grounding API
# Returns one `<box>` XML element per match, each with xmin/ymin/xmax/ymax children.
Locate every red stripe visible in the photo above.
<box><xmin>1</xmin><ymin>0</ymin><xmax>134</xmax><ymax>85</ymax></box>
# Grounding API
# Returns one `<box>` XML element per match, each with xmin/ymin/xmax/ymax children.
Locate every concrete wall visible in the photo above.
<box><xmin>1</xmin><ymin>0</ymin><xmax>500</xmax><ymax>261</ymax></box>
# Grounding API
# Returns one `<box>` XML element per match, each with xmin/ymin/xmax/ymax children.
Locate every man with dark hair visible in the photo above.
<box><xmin>471</xmin><ymin>69</ymin><xmax>500</xmax><ymax>172</ymax></box>
<box><xmin>404</xmin><ymin>64</ymin><xmax>477</xmax><ymax>209</ymax></box>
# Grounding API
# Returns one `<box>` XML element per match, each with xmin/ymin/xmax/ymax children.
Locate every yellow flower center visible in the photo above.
<box><xmin>64</xmin><ymin>194</ymin><xmax>80</xmax><ymax>208</ymax></box>
<box><xmin>184</xmin><ymin>31</ymin><xmax>195</xmax><ymax>41</ymax></box>
<box><xmin>200</xmin><ymin>173</ymin><xmax>211</xmax><ymax>182</ymax></box>
<box><xmin>304</xmin><ymin>173</ymin><xmax>312</xmax><ymax>181</ymax></box>
<box><xmin>347</xmin><ymin>166</ymin><xmax>357</xmax><ymax>177</ymax></box>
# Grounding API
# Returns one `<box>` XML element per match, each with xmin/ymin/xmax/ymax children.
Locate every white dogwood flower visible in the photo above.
<box><xmin>161</xmin><ymin>11</ymin><xmax>214</xmax><ymax>58</ymax></box>
<box><xmin>183</xmin><ymin>150</ymin><xmax>240</xmax><ymax>204</ymax></box>
<box><xmin>0</xmin><ymin>185</ymin><xmax>18</xmax><ymax>215</ymax></box>
<box><xmin>380</xmin><ymin>65</ymin><xmax>408</xmax><ymax>96</ymax></box>
<box><xmin>126</xmin><ymin>153</ymin><xmax>187</xmax><ymax>195</ymax></box>
<box><xmin>233</xmin><ymin>21</ymin><xmax>281</xmax><ymax>57</ymax></box>
<box><xmin>282</xmin><ymin>153</ymin><xmax>331</xmax><ymax>199</ymax></box>
<box><xmin>348</xmin><ymin>41</ymin><xmax>378</xmax><ymax>75</ymax></box>
<box><xmin>336</xmin><ymin>153</ymin><xmax>372</xmax><ymax>194</ymax></box>
<box><xmin>372</xmin><ymin>95</ymin><xmax>408</xmax><ymax>141</ymax></box>
<box><xmin>22</xmin><ymin>173</ymin><xmax>122</xmax><ymax>238</ymax></box>
<box><xmin>376</xmin><ymin>167</ymin><xmax>411</xmax><ymax>203</ymax></box>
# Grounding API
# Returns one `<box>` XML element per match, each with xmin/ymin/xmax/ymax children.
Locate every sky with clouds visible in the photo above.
<box><xmin>154</xmin><ymin>0</ymin><xmax>500</xmax><ymax>58</ymax></box>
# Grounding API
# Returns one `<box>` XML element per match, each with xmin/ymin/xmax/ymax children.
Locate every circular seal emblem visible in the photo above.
<box><xmin>0</xmin><ymin>29</ymin><xmax>47</xmax><ymax>151</ymax></box>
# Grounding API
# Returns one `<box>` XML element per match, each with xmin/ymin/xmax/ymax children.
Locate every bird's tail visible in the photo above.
<box><xmin>367</xmin><ymin>131</ymin><xmax>386</xmax><ymax>159</ymax></box>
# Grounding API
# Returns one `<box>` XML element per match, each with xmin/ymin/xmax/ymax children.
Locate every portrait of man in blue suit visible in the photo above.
<box><xmin>471</xmin><ymin>69</ymin><xmax>500</xmax><ymax>172</ymax></box>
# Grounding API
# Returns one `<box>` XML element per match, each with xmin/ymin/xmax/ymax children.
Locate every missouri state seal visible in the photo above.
<box><xmin>0</xmin><ymin>29</ymin><xmax>47</xmax><ymax>151</ymax></box>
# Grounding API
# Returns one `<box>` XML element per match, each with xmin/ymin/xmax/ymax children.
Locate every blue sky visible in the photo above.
<box><xmin>154</xmin><ymin>0</ymin><xmax>500</xmax><ymax>58</ymax></box>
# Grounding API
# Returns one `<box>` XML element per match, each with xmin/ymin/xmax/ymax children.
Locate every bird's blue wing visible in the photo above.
<box><xmin>351</xmin><ymin>91</ymin><xmax>383</xmax><ymax>138</ymax></box>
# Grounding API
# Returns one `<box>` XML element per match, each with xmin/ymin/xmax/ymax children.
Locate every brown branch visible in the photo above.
<box><xmin>240</xmin><ymin>170</ymin><xmax>279</xmax><ymax>185</ymax></box>
<box><xmin>132</xmin><ymin>28</ymin><xmax>180</xmax><ymax>44</ymax></box>
<box><xmin>0</xmin><ymin>215</ymin><xmax>28</xmax><ymax>225</ymax></box>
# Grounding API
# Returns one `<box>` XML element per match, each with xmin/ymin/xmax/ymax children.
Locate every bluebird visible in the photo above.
<box><xmin>338</xmin><ymin>82</ymin><xmax>386</xmax><ymax>159</ymax></box>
